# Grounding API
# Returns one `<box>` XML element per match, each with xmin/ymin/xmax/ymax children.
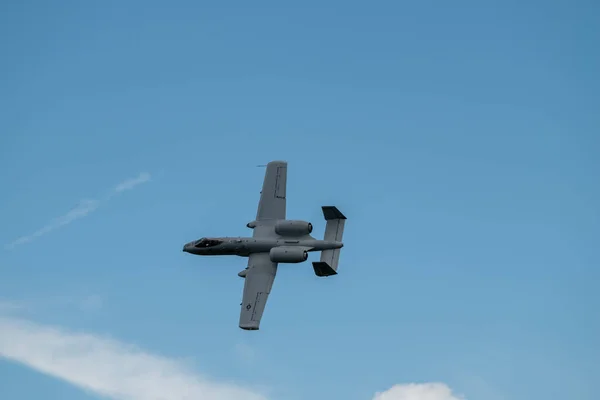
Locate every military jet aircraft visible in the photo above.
<box><xmin>182</xmin><ymin>160</ymin><xmax>347</xmax><ymax>330</ymax></box>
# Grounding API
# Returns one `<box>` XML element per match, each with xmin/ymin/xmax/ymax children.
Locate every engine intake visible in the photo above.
<box><xmin>269</xmin><ymin>246</ymin><xmax>308</xmax><ymax>263</ymax></box>
<box><xmin>274</xmin><ymin>220</ymin><xmax>313</xmax><ymax>236</ymax></box>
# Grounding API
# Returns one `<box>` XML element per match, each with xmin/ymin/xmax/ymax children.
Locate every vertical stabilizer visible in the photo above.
<box><xmin>312</xmin><ymin>206</ymin><xmax>347</xmax><ymax>277</ymax></box>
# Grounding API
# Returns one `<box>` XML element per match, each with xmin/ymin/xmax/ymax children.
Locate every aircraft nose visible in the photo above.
<box><xmin>183</xmin><ymin>243</ymin><xmax>189</xmax><ymax>252</ymax></box>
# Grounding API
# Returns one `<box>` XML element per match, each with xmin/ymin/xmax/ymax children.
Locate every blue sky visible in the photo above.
<box><xmin>0</xmin><ymin>1</ymin><xmax>598</xmax><ymax>399</ymax></box>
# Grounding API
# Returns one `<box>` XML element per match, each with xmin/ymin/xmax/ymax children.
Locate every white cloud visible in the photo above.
<box><xmin>0</xmin><ymin>316</ymin><xmax>268</xmax><ymax>400</ymax></box>
<box><xmin>0</xmin><ymin>304</ymin><xmax>466</xmax><ymax>400</ymax></box>
<box><xmin>5</xmin><ymin>172</ymin><xmax>151</xmax><ymax>249</ymax></box>
<box><xmin>371</xmin><ymin>383</ymin><xmax>464</xmax><ymax>400</ymax></box>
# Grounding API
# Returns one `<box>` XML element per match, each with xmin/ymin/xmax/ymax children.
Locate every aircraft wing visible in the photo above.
<box><xmin>239</xmin><ymin>252</ymin><xmax>278</xmax><ymax>330</ymax></box>
<box><xmin>255</xmin><ymin>160</ymin><xmax>287</xmax><ymax>221</ymax></box>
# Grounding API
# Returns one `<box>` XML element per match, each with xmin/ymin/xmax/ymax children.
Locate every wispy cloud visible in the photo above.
<box><xmin>0</xmin><ymin>315</ymin><xmax>268</xmax><ymax>400</ymax></box>
<box><xmin>78</xmin><ymin>294</ymin><xmax>104</xmax><ymax>312</ymax></box>
<box><xmin>5</xmin><ymin>172</ymin><xmax>151</xmax><ymax>250</ymax></box>
<box><xmin>0</xmin><ymin>300</ymin><xmax>25</xmax><ymax>314</ymax></box>
<box><xmin>0</xmin><ymin>294</ymin><xmax>103</xmax><ymax>316</ymax></box>
<box><xmin>6</xmin><ymin>199</ymin><xmax>100</xmax><ymax>249</ymax></box>
<box><xmin>371</xmin><ymin>382</ymin><xmax>465</xmax><ymax>400</ymax></box>
<box><xmin>112</xmin><ymin>172</ymin><xmax>151</xmax><ymax>193</ymax></box>
<box><xmin>232</xmin><ymin>342</ymin><xmax>256</xmax><ymax>364</ymax></box>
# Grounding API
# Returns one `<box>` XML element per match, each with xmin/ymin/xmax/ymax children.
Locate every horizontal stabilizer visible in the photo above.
<box><xmin>312</xmin><ymin>261</ymin><xmax>338</xmax><ymax>277</ymax></box>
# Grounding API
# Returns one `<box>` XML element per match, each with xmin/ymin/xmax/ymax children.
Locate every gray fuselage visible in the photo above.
<box><xmin>182</xmin><ymin>236</ymin><xmax>343</xmax><ymax>257</ymax></box>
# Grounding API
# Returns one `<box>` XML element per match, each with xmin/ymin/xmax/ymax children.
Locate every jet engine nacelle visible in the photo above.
<box><xmin>274</xmin><ymin>220</ymin><xmax>313</xmax><ymax>236</ymax></box>
<box><xmin>269</xmin><ymin>246</ymin><xmax>308</xmax><ymax>263</ymax></box>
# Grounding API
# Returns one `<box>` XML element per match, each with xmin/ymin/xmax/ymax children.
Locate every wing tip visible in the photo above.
<box><xmin>239</xmin><ymin>323</ymin><xmax>260</xmax><ymax>331</ymax></box>
<box><xmin>267</xmin><ymin>160</ymin><xmax>287</xmax><ymax>166</ymax></box>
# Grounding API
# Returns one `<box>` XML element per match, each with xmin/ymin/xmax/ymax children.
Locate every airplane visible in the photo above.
<box><xmin>182</xmin><ymin>160</ymin><xmax>347</xmax><ymax>330</ymax></box>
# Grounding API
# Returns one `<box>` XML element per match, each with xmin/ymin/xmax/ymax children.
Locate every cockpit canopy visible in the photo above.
<box><xmin>194</xmin><ymin>237</ymin><xmax>223</xmax><ymax>248</ymax></box>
